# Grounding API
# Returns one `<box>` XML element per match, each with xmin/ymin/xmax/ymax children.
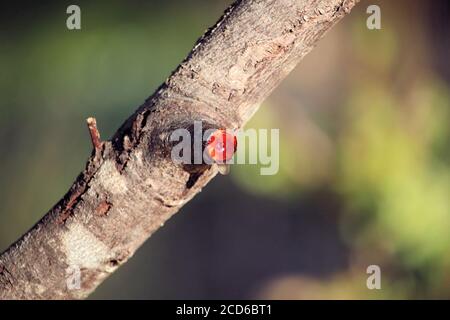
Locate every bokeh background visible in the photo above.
<box><xmin>0</xmin><ymin>0</ymin><xmax>449</xmax><ymax>299</ymax></box>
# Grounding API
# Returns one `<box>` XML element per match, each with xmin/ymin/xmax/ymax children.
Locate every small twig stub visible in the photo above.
<box><xmin>86</xmin><ymin>117</ymin><xmax>103</xmax><ymax>152</ymax></box>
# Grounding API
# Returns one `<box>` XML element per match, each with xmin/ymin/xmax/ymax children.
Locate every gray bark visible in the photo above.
<box><xmin>0</xmin><ymin>0</ymin><xmax>358</xmax><ymax>299</ymax></box>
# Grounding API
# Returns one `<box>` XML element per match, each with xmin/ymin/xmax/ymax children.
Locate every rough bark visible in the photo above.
<box><xmin>0</xmin><ymin>0</ymin><xmax>358</xmax><ymax>299</ymax></box>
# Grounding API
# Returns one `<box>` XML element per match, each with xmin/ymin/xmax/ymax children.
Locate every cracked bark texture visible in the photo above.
<box><xmin>0</xmin><ymin>0</ymin><xmax>358</xmax><ymax>299</ymax></box>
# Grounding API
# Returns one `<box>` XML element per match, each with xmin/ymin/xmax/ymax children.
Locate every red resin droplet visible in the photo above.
<box><xmin>206</xmin><ymin>129</ymin><xmax>237</xmax><ymax>163</ymax></box>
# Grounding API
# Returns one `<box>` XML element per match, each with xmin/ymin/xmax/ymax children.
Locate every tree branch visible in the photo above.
<box><xmin>0</xmin><ymin>0</ymin><xmax>358</xmax><ymax>299</ymax></box>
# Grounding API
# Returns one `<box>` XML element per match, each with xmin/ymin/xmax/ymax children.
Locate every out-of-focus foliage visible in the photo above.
<box><xmin>230</xmin><ymin>1</ymin><xmax>450</xmax><ymax>299</ymax></box>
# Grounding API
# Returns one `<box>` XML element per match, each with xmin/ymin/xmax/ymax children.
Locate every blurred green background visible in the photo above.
<box><xmin>0</xmin><ymin>0</ymin><xmax>449</xmax><ymax>299</ymax></box>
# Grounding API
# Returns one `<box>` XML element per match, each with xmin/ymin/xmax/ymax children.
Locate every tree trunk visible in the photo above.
<box><xmin>0</xmin><ymin>0</ymin><xmax>358</xmax><ymax>299</ymax></box>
